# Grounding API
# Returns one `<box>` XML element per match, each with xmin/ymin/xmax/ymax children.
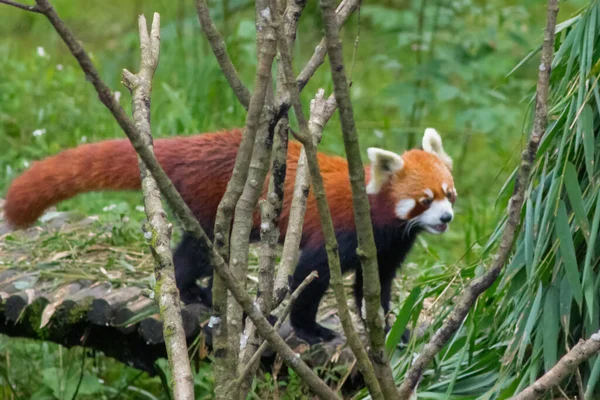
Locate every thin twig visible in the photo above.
<box><xmin>237</xmin><ymin>117</ymin><xmax>289</xmax><ymax>399</ymax></box>
<box><xmin>236</xmin><ymin>271</ymin><xmax>319</xmax><ymax>384</ymax></box>
<box><xmin>194</xmin><ymin>0</ymin><xmax>251</xmax><ymax>109</ymax></box>
<box><xmin>294</xmin><ymin>0</ymin><xmax>361</xmax><ymax>92</ymax></box>
<box><xmin>514</xmin><ymin>331</ymin><xmax>600</xmax><ymax>400</ymax></box>
<box><xmin>319</xmin><ymin>0</ymin><xmax>397</xmax><ymax>397</ymax></box>
<box><xmin>122</xmin><ymin>13</ymin><xmax>194</xmax><ymax>400</ymax></box>
<box><xmin>396</xmin><ymin>0</ymin><xmax>560</xmax><ymax>397</ymax></box>
<box><xmin>0</xmin><ymin>0</ymin><xmax>41</xmax><ymax>13</ymax></box>
<box><xmin>275</xmin><ymin>0</ymin><xmax>360</xmax><ymax>117</ymax></box>
<box><xmin>272</xmin><ymin>89</ymin><xmax>337</xmax><ymax>307</ymax></box>
<box><xmin>221</xmin><ymin>2</ymin><xmax>279</xmax><ymax>394</ymax></box>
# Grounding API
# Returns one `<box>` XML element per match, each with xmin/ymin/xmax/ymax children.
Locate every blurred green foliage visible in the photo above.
<box><xmin>0</xmin><ymin>0</ymin><xmax>588</xmax><ymax>398</ymax></box>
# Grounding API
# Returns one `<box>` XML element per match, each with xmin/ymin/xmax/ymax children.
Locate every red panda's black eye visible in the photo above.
<box><xmin>421</xmin><ymin>198</ymin><xmax>433</xmax><ymax>206</ymax></box>
<box><xmin>447</xmin><ymin>192</ymin><xmax>456</xmax><ymax>203</ymax></box>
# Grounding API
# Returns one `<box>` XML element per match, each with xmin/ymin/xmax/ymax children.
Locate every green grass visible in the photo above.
<box><xmin>0</xmin><ymin>0</ymin><xmax>589</xmax><ymax>398</ymax></box>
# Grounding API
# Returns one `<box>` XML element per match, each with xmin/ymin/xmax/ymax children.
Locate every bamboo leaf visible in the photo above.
<box><xmin>555</xmin><ymin>200</ymin><xmax>584</xmax><ymax>307</ymax></box>
<box><xmin>560</xmin><ymin>273</ymin><xmax>573</xmax><ymax>331</ymax></box>
<box><xmin>583</xmin><ymin>192</ymin><xmax>600</xmax><ymax>322</ymax></box>
<box><xmin>385</xmin><ymin>286</ymin><xmax>422</xmax><ymax>355</ymax></box>
<box><xmin>564</xmin><ymin>161</ymin><xmax>590</xmax><ymax>239</ymax></box>
<box><xmin>518</xmin><ymin>284</ymin><xmax>543</xmax><ymax>365</ymax></box>
<box><xmin>525</xmin><ymin>198</ymin><xmax>535</xmax><ymax>277</ymax></box>
<box><xmin>581</xmin><ymin>104</ymin><xmax>596</xmax><ymax>181</ymax></box>
<box><xmin>585</xmin><ymin>355</ymin><xmax>600</xmax><ymax>399</ymax></box>
<box><xmin>542</xmin><ymin>286</ymin><xmax>559</xmax><ymax>372</ymax></box>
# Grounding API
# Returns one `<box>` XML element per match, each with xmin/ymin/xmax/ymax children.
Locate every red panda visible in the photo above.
<box><xmin>4</xmin><ymin>127</ymin><xmax>456</xmax><ymax>344</ymax></box>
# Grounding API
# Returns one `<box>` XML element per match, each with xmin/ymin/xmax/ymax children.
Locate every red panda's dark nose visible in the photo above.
<box><xmin>440</xmin><ymin>213</ymin><xmax>453</xmax><ymax>223</ymax></box>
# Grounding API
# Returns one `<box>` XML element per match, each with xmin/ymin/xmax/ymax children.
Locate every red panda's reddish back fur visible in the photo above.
<box><xmin>4</xmin><ymin>129</ymin><xmax>371</xmax><ymax>241</ymax></box>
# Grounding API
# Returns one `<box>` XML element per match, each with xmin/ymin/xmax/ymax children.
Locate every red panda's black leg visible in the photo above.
<box><xmin>290</xmin><ymin>250</ymin><xmax>337</xmax><ymax>344</ymax></box>
<box><xmin>379</xmin><ymin>266</ymin><xmax>396</xmax><ymax>334</ymax></box>
<box><xmin>353</xmin><ymin>268</ymin><xmax>365</xmax><ymax>320</ymax></box>
<box><xmin>173</xmin><ymin>233</ymin><xmax>214</xmax><ymax>306</ymax></box>
<box><xmin>379</xmin><ymin>267</ymin><xmax>395</xmax><ymax>318</ymax></box>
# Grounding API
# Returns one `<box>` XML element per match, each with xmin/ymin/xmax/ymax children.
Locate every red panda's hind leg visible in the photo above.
<box><xmin>289</xmin><ymin>249</ymin><xmax>338</xmax><ymax>344</ymax></box>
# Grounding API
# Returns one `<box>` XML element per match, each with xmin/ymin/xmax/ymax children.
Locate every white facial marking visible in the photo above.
<box><xmin>453</xmin><ymin>187</ymin><xmax>458</xmax><ymax>196</ymax></box>
<box><xmin>395</xmin><ymin>199</ymin><xmax>416</xmax><ymax>219</ymax></box>
<box><xmin>423</xmin><ymin>188</ymin><xmax>434</xmax><ymax>198</ymax></box>
<box><xmin>416</xmin><ymin>198</ymin><xmax>454</xmax><ymax>234</ymax></box>
<box><xmin>442</xmin><ymin>183</ymin><xmax>448</xmax><ymax>193</ymax></box>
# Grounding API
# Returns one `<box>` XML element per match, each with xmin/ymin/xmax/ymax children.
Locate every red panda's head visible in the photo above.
<box><xmin>366</xmin><ymin>128</ymin><xmax>456</xmax><ymax>235</ymax></box>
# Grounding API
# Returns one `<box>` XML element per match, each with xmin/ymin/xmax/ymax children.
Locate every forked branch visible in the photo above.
<box><xmin>122</xmin><ymin>13</ymin><xmax>194</xmax><ymax>400</ymax></box>
<box><xmin>514</xmin><ymin>331</ymin><xmax>600</xmax><ymax>400</ymax></box>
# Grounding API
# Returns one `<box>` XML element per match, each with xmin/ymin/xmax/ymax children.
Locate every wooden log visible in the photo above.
<box><xmin>37</xmin><ymin>281</ymin><xmax>91</xmax><ymax>329</ymax></box>
<box><xmin>113</xmin><ymin>297</ymin><xmax>156</xmax><ymax>334</ymax></box>
<box><xmin>57</xmin><ymin>282</ymin><xmax>112</xmax><ymax>311</ymax></box>
<box><xmin>0</xmin><ymin>269</ymin><xmax>19</xmax><ymax>284</ymax></box>
<box><xmin>4</xmin><ymin>288</ymin><xmax>39</xmax><ymax>322</ymax></box>
<box><xmin>88</xmin><ymin>286</ymin><xmax>142</xmax><ymax>326</ymax></box>
<box><xmin>0</xmin><ymin>272</ymin><xmax>37</xmax><ymax>294</ymax></box>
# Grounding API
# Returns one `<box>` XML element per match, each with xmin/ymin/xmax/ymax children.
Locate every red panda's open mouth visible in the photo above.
<box><xmin>431</xmin><ymin>223</ymin><xmax>448</xmax><ymax>233</ymax></box>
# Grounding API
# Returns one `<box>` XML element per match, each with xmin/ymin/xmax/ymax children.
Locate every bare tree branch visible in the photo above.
<box><xmin>272</xmin><ymin>2</ymin><xmax>383</xmax><ymax>398</ymax></box>
<box><xmin>397</xmin><ymin>0</ymin><xmax>559</xmax><ymax>397</ymax></box>
<box><xmin>220</xmin><ymin>4</ymin><xmax>279</xmax><ymax>394</ymax></box>
<box><xmin>0</xmin><ymin>0</ymin><xmax>41</xmax><ymax>13</ymax></box>
<box><xmin>272</xmin><ymin>89</ymin><xmax>337</xmax><ymax>307</ymax></box>
<box><xmin>194</xmin><ymin>0</ymin><xmax>251</xmax><ymax>109</ymax></box>
<box><xmin>237</xmin><ymin>117</ymin><xmax>289</xmax><ymax>398</ymax></box>
<box><xmin>237</xmin><ymin>271</ymin><xmax>319</xmax><ymax>384</ymax></box>
<box><xmin>282</xmin><ymin>0</ymin><xmax>307</xmax><ymax>47</ymax></box>
<box><xmin>122</xmin><ymin>14</ymin><xmax>194</xmax><ymax>400</ymax></box>
<box><xmin>294</xmin><ymin>0</ymin><xmax>360</xmax><ymax>93</ymax></box>
<box><xmin>319</xmin><ymin>0</ymin><xmax>398</xmax><ymax>397</ymax></box>
<box><xmin>208</xmin><ymin>4</ymin><xmax>279</xmax><ymax>395</ymax></box>
<box><xmin>16</xmin><ymin>1</ymin><xmax>341</xmax><ymax>398</ymax></box>
<box><xmin>514</xmin><ymin>331</ymin><xmax>600</xmax><ymax>400</ymax></box>
<box><xmin>236</xmin><ymin>1</ymin><xmax>310</xmax><ymax>391</ymax></box>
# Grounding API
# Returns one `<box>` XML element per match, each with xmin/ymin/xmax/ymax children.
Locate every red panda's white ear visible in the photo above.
<box><xmin>366</xmin><ymin>148</ymin><xmax>404</xmax><ymax>195</ymax></box>
<box><xmin>423</xmin><ymin>128</ymin><xmax>453</xmax><ymax>170</ymax></box>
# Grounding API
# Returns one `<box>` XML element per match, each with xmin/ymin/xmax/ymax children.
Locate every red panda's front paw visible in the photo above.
<box><xmin>293</xmin><ymin>323</ymin><xmax>337</xmax><ymax>345</ymax></box>
<box><xmin>179</xmin><ymin>285</ymin><xmax>212</xmax><ymax>306</ymax></box>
